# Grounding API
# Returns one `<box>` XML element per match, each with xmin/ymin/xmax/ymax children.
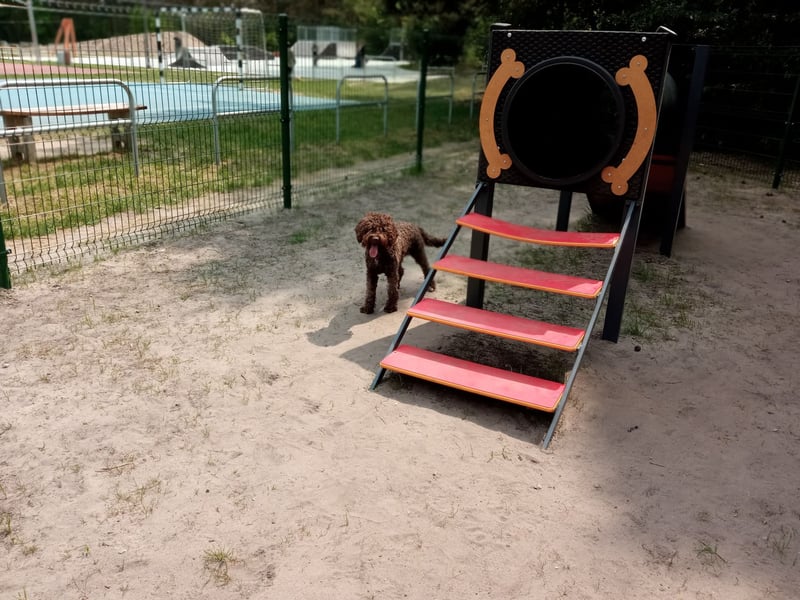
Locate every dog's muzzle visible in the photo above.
<box><xmin>368</xmin><ymin>237</ymin><xmax>380</xmax><ymax>258</ymax></box>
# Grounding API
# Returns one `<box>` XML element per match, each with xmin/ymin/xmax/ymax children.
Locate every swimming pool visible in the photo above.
<box><xmin>0</xmin><ymin>80</ymin><xmax>340</xmax><ymax>127</ymax></box>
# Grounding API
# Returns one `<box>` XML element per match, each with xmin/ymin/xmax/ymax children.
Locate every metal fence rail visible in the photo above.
<box><xmin>335</xmin><ymin>75</ymin><xmax>388</xmax><ymax>143</ymax></box>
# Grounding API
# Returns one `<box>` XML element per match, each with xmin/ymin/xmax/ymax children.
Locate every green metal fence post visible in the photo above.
<box><xmin>772</xmin><ymin>74</ymin><xmax>799</xmax><ymax>189</ymax></box>
<box><xmin>415</xmin><ymin>29</ymin><xmax>430</xmax><ymax>173</ymax></box>
<box><xmin>278</xmin><ymin>13</ymin><xmax>292</xmax><ymax>209</ymax></box>
<box><xmin>0</xmin><ymin>220</ymin><xmax>10</xmax><ymax>289</ymax></box>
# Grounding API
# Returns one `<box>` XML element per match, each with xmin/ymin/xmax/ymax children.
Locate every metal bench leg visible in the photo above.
<box><xmin>4</xmin><ymin>115</ymin><xmax>36</xmax><ymax>163</ymax></box>
<box><xmin>0</xmin><ymin>160</ymin><xmax>7</xmax><ymax>205</ymax></box>
<box><xmin>7</xmin><ymin>133</ymin><xmax>36</xmax><ymax>163</ymax></box>
<box><xmin>108</xmin><ymin>111</ymin><xmax>132</xmax><ymax>152</ymax></box>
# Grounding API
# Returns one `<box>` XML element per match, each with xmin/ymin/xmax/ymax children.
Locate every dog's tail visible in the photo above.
<box><xmin>421</xmin><ymin>229</ymin><xmax>446</xmax><ymax>248</ymax></box>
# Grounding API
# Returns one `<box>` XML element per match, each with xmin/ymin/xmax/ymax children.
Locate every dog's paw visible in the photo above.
<box><xmin>360</xmin><ymin>306</ymin><xmax>374</xmax><ymax>314</ymax></box>
<box><xmin>383</xmin><ymin>305</ymin><xmax>398</xmax><ymax>313</ymax></box>
<box><xmin>427</xmin><ymin>281</ymin><xmax>437</xmax><ymax>292</ymax></box>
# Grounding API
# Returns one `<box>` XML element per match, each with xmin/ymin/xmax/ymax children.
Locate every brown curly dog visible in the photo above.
<box><xmin>355</xmin><ymin>212</ymin><xmax>446</xmax><ymax>314</ymax></box>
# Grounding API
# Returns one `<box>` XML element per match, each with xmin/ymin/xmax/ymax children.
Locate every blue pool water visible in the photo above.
<box><xmin>0</xmin><ymin>81</ymin><xmax>338</xmax><ymax>126</ymax></box>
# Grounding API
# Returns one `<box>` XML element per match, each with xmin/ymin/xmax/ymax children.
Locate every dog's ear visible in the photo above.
<box><xmin>385</xmin><ymin>217</ymin><xmax>397</xmax><ymax>248</ymax></box>
<box><xmin>354</xmin><ymin>218</ymin><xmax>366</xmax><ymax>244</ymax></box>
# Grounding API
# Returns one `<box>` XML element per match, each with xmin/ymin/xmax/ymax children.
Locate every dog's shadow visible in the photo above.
<box><xmin>307</xmin><ymin>306</ymin><xmax>358</xmax><ymax>347</ymax></box>
<box><xmin>305</xmin><ymin>300</ymin><xmax>400</xmax><ymax>349</ymax></box>
<box><xmin>307</xmin><ymin>280</ymin><xmax>424</xmax><ymax>348</ymax></box>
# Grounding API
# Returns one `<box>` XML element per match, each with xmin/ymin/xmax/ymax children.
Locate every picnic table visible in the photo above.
<box><xmin>0</xmin><ymin>102</ymin><xmax>147</xmax><ymax>162</ymax></box>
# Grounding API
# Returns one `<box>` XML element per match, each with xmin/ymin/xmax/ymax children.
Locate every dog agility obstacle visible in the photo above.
<box><xmin>372</xmin><ymin>26</ymin><xmax>675</xmax><ymax>448</ymax></box>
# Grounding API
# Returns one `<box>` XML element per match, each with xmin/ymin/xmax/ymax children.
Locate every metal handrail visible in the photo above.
<box><xmin>0</xmin><ymin>79</ymin><xmax>142</xmax><ymax>176</ymax></box>
<box><xmin>470</xmin><ymin>71</ymin><xmax>487</xmax><ymax>119</ymax></box>
<box><xmin>211</xmin><ymin>75</ymin><xmax>281</xmax><ymax>165</ymax></box>
<box><xmin>335</xmin><ymin>75</ymin><xmax>388</xmax><ymax>144</ymax></box>
<box><xmin>417</xmin><ymin>67</ymin><xmax>454</xmax><ymax>127</ymax></box>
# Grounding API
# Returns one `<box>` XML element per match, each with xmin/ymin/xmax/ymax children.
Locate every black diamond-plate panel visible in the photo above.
<box><xmin>476</xmin><ymin>29</ymin><xmax>672</xmax><ymax>202</ymax></box>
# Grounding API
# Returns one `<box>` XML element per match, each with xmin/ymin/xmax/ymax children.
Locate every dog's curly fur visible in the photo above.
<box><xmin>355</xmin><ymin>212</ymin><xmax>446</xmax><ymax>314</ymax></box>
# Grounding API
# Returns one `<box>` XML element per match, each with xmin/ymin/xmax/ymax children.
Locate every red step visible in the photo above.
<box><xmin>380</xmin><ymin>345</ymin><xmax>565</xmax><ymax>412</ymax></box>
<box><xmin>407</xmin><ymin>298</ymin><xmax>585</xmax><ymax>351</ymax></box>
<box><xmin>435</xmin><ymin>254</ymin><xmax>603</xmax><ymax>298</ymax></box>
<box><xmin>458</xmin><ymin>212</ymin><xmax>620</xmax><ymax>248</ymax></box>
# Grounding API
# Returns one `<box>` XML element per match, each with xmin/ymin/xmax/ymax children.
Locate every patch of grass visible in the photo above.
<box><xmin>113</xmin><ymin>478</ymin><xmax>162</xmax><ymax>516</ymax></box>
<box><xmin>768</xmin><ymin>526</ymin><xmax>796</xmax><ymax>563</ymax></box>
<box><xmin>203</xmin><ymin>547</ymin><xmax>238</xmax><ymax>585</ymax></box>
<box><xmin>0</xmin><ymin>511</ymin><xmax>12</xmax><ymax>538</ymax></box>
<box><xmin>0</xmin><ymin>502</ymin><xmax>38</xmax><ymax>556</ymax></box>
<box><xmin>98</xmin><ymin>453</ymin><xmax>137</xmax><ymax>476</ymax></box>
<box><xmin>632</xmin><ymin>261</ymin><xmax>659</xmax><ymax>284</ymax></box>
<box><xmin>494</xmin><ymin>236</ymin><xmax>706</xmax><ymax>342</ymax></box>
<box><xmin>620</xmin><ymin>298</ymin><xmax>661</xmax><ymax>339</ymax></box>
<box><xmin>439</xmin><ymin>329</ymin><xmax>572</xmax><ymax>385</ymax></box>
<box><xmin>516</xmin><ymin>244</ymin><xmax>602</xmax><ymax>278</ymax></box>
<box><xmin>696</xmin><ymin>541</ymin><xmax>727</xmax><ymax>566</ymax></box>
<box><xmin>289</xmin><ymin>229</ymin><xmax>313</xmax><ymax>244</ymax></box>
<box><xmin>0</xmin><ymin>508</ymin><xmax>35</xmax><ymax>554</ymax></box>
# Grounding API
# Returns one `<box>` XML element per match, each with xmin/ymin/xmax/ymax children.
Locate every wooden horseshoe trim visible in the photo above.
<box><xmin>601</xmin><ymin>55</ymin><xmax>657</xmax><ymax>196</ymax></box>
<box><xmin>480</xmin><ymin>48</ymin><xmax>525</xmax><ymax>179</ymax></box>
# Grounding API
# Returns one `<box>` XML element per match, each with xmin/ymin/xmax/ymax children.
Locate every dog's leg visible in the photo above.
<box><xmin>410</xmin><ymin>249</ymin><xmax>436</xmax><ymax>291</ymax></box>
<box><xmin>361</xmin><ymin>270</ymin><xmax>378</xmax><ymax>314</ymax></box>
<box><xmin>384</xmin><ymin>266</ymin><xmax>400</xmax><ymax>313</ymax></box>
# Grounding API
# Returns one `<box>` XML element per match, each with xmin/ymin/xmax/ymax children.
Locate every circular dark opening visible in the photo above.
<box><xmin>501</xmin><ymin>56</ymin><xmax>625</xmax><ymax>186</ymax></box>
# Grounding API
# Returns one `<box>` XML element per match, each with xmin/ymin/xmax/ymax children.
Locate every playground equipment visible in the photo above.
<box><xmin>295</xmin><ymin>25</ymin><xmax>357</xmax><ymax>61</ymax></box>
<box><xmin>371</xmin><ymin>26</ymin><xmax>675</xmax><ymax>448</ymax></box>
<box><xmin>155</xmin><ymin>6</ymin><xmax>269</xmax><ymax>83</ymax></box>
<box><xmin>171</xmin><ymin>37</ymin><xmax>205</xmax><ymax>69</ymax></box>
<box><xmin>586</xmin><ymin>44</ymin><xmax>710</xmax><ymax>256</ymax></box>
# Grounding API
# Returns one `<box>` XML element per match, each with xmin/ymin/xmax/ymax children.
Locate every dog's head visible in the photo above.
<box><xmin>355</xmin><ymin>212</ymin><xmax>398</xmax><ymax>259</ymax></box>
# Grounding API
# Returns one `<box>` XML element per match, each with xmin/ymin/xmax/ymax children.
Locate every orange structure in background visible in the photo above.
<box><xmin>54</xmin><ymin>18</ymin><xmax>78</xmax><ymax>64</ymax></box>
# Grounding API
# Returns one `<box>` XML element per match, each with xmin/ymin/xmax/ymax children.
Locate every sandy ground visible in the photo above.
<box><xmin>1</xmin><ymin>145</ymin><xmax>798</xmax><ymax>599</ymax></box>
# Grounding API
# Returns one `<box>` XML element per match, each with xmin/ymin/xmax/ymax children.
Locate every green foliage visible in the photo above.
<box><xmin>466</xmin><ymin>0</ymin><xmax>799</xmax><ymax>46</ymax></box>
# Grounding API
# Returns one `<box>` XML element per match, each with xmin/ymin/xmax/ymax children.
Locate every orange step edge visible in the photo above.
<box><xmin>407</xmin><ymin>298</ymin><xmax>585</xmax><ymax>351</ymax></box>
<box><xmin>435</xmin><ymin>254</ymin><xmax>603</xmax><ymax>299</ymax></box>
<box><xmin>380</xmin><ymin>345</ymin><xmax>565</xmax><ymax>413</ymax></box>
<box><xmin>458</xmin><ymin>212</ymin><xmax>620</xmax><ymax>248</ymax></box>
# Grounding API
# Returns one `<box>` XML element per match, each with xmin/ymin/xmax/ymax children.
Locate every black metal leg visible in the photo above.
<box><xmin>466</xmin><ymin>182</ymin><xmax>495</xmax><ymax>309</ymax></box>
<box><xmin>602</xmin><ymin>200</ymin><xmax>642</xmax><ymax>342</ymax></box>
<box><xmin>660</xmin><ymin>188</ymin><xmax>685</xmax><ymax>257</ymax></box>
<box><xmin>660</xmin><ymin>44</ymin><xmax>709</xmax><ymax>256</ymax></box>
<box><xmin>556</xmin><ymin>189</ymin><xmax>572</xmax><ymax>231</ymax></box>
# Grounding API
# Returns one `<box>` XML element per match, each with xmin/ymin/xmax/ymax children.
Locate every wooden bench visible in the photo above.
<box><xmin>0</xmin><ymin>103</ymin><xmax>147</xmax><ymax>163</ymax></box>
